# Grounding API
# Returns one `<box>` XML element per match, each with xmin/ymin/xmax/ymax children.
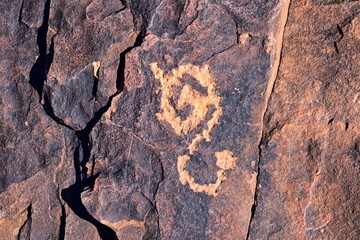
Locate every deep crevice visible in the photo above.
<box><xmin>17</xmin><ymin>204</ymin><xmax>32</xmax><ymax>240</ymax></box>
<box><xmin>28</xmin><ymin>0</ymin><xmax>71</xmax><ymax>131</ymax></box>
<box><xmin>42</xmin><ymin>92</ymin><xmax>74</xmax><ymax>130</ymax></box>
<box><xmin>58</xmin><ymin>202</ymin><xmax>66</xmax><ymax>240</ymax></box>
<box><xmin>29</xmin><ymin>0</ymin><xmax>51</xmax><ymax>102</ymax></box>
<box><xmin>27</xmin><ymin>0</ymin><xmax>119</xmax><ymax>238</ymax></box>
<box><xmin>119</xmin><ymin>0</ymin><xmax>126</xmax><ymax>7</ymax></box>
<box><xmin>61</xmin><ymin>172</ymin><xmax>118</xmax><ymax>240</ymax></box>
<box><xmin>28</xmin><ymin>2</ymin><xmax>150</xmax><ymax>239</ymax></box>
<box><xmin>60</xmin><ymin>26</ymin><xmax>148</xmax><ymax>240</ymax></box>
<box><xmin>116</xmin><ymin>28</ymin><xmax>147</xmax><ymax>92</ymax></box>
<box><xmin>56</xmin><ymin>188</ymin><xmax>66</xmax><ymax>240</ymax></box>
<box><xmin>92</xmin><ymin>73</ymin><xmax>99</xmax><ymax>100</ymax></box>
<box><xmin>61</xmin><ymin>143</ymin><xmax>117</xmax><ymax>239</ymax></box>
<box><xmin>246</xmin><ymin>143</ymin><xmax>262</xmax><ymax>240</ymax></box>
<box><xmin>76</xmin><ymin>93</ymin><xmax>119</xmax><ymax>179</ymax></box>
<box><xmin>61</xmin><ymin>93</ymin><xmax>121</xmax><ymax>240</ymax></box>
<box><xmin>28</xmin><ymin>0</ymin><xmax>69</xmax><ymax>131</ymax></box>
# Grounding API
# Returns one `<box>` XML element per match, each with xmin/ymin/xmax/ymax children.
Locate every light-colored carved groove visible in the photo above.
<box><xmin>151</xmin><ymin>63</ymin><xmax>237</xmax><ymax>196</ymax></box>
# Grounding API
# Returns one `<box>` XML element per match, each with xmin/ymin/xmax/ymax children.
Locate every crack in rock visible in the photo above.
<box><xmin>26</xmin><ymin>0</ymin><xmax>150</xmax><ymax>238</ymax></box>
<box><xmin>246</xmin><ymin>0</ymin><xmax>291</xmax><ymax>239</ymax></box>
<box><xmin>17</xmin><ymin>204</ymin><xmax>32</xmax><ymax>240</ymax></box>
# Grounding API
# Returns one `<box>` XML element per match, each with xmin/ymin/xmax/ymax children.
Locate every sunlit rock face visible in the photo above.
<box><xmin>0</xmin><ymin>0</ymin><xmax>359</xmax><ymax>239</ymax></box>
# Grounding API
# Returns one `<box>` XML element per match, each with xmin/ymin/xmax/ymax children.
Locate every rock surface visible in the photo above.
<box><xmin>0</xmin><ymin>0</ymin><xmax>359</xmax><ymax>239</ymax></box>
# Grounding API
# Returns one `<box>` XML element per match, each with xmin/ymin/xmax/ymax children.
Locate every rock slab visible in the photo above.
<box><xmin>0</xmin><ymin>0</ymin><xmax>359</xmax><ymax>239</ymax></box>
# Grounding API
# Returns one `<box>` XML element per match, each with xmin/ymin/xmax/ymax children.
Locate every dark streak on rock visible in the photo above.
<box><xmin>334</xmin><ymin>41</ymin><xmax>340</xmax><ymax>54</ymax></box>
<box><xmin>199</xmin><ymin>44</ymin><xmax>236</xmax><ymax>63</ymax></box>
<box><xmin>104</xmin><ymin>6</ymin><xmax>127</xmax><ymax>20</ymax></box>
<box><xmin>56</xmin><ymin>189</ymin><xmax>66</xmax><ymax>240</ymax></box>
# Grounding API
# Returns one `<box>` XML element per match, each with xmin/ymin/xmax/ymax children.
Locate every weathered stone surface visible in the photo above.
<box><xmin>248</xmin><ymin>1</ymin><xmax>360</xmax><ymax>239</ymax></box>
<box><xmin>46</xmin><ymin>0</ymin><xmax>137</xmax><ymax>129</ymax></box>
<box><xmin>0</xmin><ymin>0</ymin><xmax>359</xmax><ymax>240</ymax></box>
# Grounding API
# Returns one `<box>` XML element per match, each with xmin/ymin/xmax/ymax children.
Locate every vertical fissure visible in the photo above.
<box><xmin>61</xmin><ymin>96</ymin><xmax>121</xmax><ymax>240</ymax></box>
<box><xmin>57</xmin><ymin>191</ymin><xmax>66</xmax><ymax>240</ymax></box>
<box><xmin>58</xmin><ymin>204</ymin><xmax>66</xmax><ymax>240</ymax></box>
<box><xmin>28</xmin><ymin>0</ymin><xmax>71</xmax><ymax>130</ymax></box>
<box><xmin>29</xmin><ymin>0</ymin><xmax>51</xmax><ymax>102</ymax></box>
<box><xmin>18</xmin><ymin>0</ymin><xmax>24</xmax><ymax>24</ymax></box>
<box><xmin>116</xmin><ymin>28</ymin><xmax>147</xmax><ymax>92</ymax></box>
<box><xmin>246</xmin><ymin>0</ymin><xmax>291</xmax><ymax>239</ymax></box>
<box><xmin>60</xmin><ymin>28</ymin><xmax>148</xmax><ymax>240</ymax></box>
<box><xmin>27</xmin><ymin>0</ymin><xmax>120</xmax><ymax>239</ymax></box>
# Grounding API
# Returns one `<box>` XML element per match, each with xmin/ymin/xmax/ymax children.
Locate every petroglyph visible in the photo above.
<box><xmin>150</xmin><ymin>63</ymin><xmax>238</xmax><ymax>196</ymax></box>
<box><xmin>178</xmin><ymin>150</ymin><xmax>237</xmax><ymax>196</ymax></box>
<box><xmin>150</xmin><ymin>63</ymin><xmax>222</xmax><ymax>138</ymax></box>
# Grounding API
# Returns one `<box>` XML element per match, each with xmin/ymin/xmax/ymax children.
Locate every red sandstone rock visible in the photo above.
<box><xmin>0</xmin><ymin>0</ymin><xmax>358</xmax><ymax>239</ymax></box>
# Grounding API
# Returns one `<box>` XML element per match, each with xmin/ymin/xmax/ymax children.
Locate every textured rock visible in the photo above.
<box><xmin>248</xmin><ymin>1</ymin><xmax>360</xmax><ymax>239</ymax></box>
<box><xmin>0</xmin><ymin>0</ymin><xmax>359</xmax><ymax>240</ymax></box>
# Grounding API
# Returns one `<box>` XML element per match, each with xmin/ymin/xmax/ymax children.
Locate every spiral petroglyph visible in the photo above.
<box><xmin>150</xmin><ymin>63</ymin><xmax>237</xmax><ymax>196</ymax></box>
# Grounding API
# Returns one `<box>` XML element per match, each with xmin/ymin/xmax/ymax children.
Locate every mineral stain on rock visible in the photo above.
<box><xmin>0</xmin><ymin>0</ymin><xmax>359</xmax><ymax>239</ymax></box>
